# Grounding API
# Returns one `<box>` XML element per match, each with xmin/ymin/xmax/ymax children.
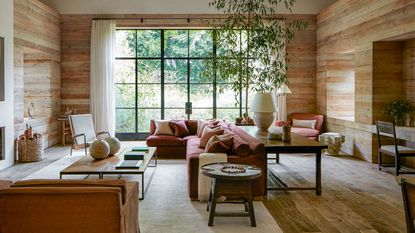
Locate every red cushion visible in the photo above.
<box><xmin>146</xmin><ymin>135</ymin><xmax>184</xmax><ymax>147</ymax></box>
<box><xmin>170</xmin><ymin>120</ymin><xmax>190</xmax><ymax>138</ymax></box>
<box><xmin>199</xmin><ymin>127</ymin><xmax>224</xmax><ymax>148</ymax></box>
<box><xmin>231</xmin><ymin>134</ymin><xmax>251</xmax><ymax>157</ymax></box>
<box><xmin>205</xmin><ymin>141</ymin><xmax>231</xmax><ymax>153</ymax></box>
<box><xmin>291</xmin><ymin>127</ymin><xmax>320</xmax><ymax>137</ymax></box>
<box><xmin>186</xmin><ymin>120</ymin><xmax>198</xmax><ymax>135</ymax></box>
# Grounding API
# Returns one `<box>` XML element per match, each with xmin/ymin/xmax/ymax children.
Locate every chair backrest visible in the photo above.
<box><xmin>69</xmin><ymin>114</ymin><xmax>96</xmax><ymax>145</ymax></box>
<box><xmin>376</xmin><ymin>121</ymin><xmax>398</xmax><ymax>149</ymax></box>
<box><xmin>402</xmin><ymin>180</ymin><xmax>415</xmax><ymax>233</ymax></box>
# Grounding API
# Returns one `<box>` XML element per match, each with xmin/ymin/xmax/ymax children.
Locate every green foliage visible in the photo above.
<box><xmin>383</xmin><ymin>98</ymin><xmax>414</xmax><ymax>126</ymax></box>
<box><xmin>205</xmin><ymin>0</ymin><xmax>308</xmax><ymax>113</ymax></box>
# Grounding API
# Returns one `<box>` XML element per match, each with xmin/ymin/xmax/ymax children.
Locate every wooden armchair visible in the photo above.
<box><xmin>402</xmin><ymin>180</ymin><xmax>415</xmax><ymax>233</ymax></box>
<box><xmin>69</xmin><ymin>114</ymin><xmax>110</xmax><ymax>155</ymax></box>
<box><xmin>376</xmin><ymin>121</ymin><xmax>415</xmax><ymax>175</ymax></box>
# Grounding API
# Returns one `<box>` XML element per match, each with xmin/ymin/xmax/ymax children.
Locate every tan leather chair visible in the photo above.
<box><xmin>0</xmin><ymin>179</ymin><xmax>139</xmax><ymax>233</ymax></box>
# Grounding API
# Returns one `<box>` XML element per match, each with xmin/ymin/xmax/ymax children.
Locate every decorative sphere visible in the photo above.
<box><xmin>90</xmin><ymin>140</ymin><xmax>110</xmax><ymax>160</ymax></box>
<box><xmin>104</xmin><ymin>136</ymin><xmax>121</xmax><ymax>155</ymax></box>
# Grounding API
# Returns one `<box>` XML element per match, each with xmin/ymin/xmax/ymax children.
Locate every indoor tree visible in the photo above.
<box><xmin>206</xmin><ymin>0</ymin><xmax>307</xmax><ymax>120</ymax></box>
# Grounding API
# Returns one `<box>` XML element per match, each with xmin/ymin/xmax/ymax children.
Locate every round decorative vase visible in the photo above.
<box><xmin>90</xmin><ymin>140</ymin><xmax>110</xmax><ymax>160</ymax></box>
<box><xmin>104</xmin><ymin>136</ymin><xmax>121</xmax><ymax>156</ymax></box>
<box><xmin>252</xmin><ymin>112</ymin><xmax>274</xmax><ymax>130</ymax></box>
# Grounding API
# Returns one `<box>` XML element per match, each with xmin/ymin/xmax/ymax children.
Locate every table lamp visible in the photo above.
<box><xmin>251</xmin><ymin>93</ymin><xmax>277</xmax><ymax>130</ymax></box>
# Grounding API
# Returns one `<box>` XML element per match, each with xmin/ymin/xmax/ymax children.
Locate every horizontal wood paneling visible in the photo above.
<box><xmin>61</xmin><ymin>14</ymin><xmax>317</xmax><ymax>116</ymax></box>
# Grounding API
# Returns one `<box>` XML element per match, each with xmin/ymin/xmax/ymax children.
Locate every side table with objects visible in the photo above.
<box><xmin>201</xmin><ymin>163</ymin><xmax>262</xmax><ymax>227</ymax></box>
<box><xmin>318</xmin><ymin>132</ymin><xmax>345</xmax><ymax>155</ymax></box>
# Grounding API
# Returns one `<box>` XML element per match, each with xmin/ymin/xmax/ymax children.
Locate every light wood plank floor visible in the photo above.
<box><xmin>0</xmin><ymin>145</ymin><xmax>407</xmax><ymax>232</ymax></box>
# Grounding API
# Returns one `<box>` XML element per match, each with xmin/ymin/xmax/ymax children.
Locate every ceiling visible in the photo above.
<box><xmin>39</xmin><ymin>0</ymin><xmax>337</xmax><ymax>15</ymax></box>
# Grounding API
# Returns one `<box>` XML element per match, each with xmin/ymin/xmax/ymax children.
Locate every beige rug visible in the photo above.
<box><xmin>23</xmin><ymin>151</ymin><xmax>283</xmax><ymax>233</ymax></box>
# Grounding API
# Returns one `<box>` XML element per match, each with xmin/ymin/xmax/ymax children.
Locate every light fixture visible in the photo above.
<box><xmin>276</xmin><ymin>84</ymin><xmax>292</xmax><ymax>121</ymax></box>
<box><xmin>251</xmin><ymin>93</ymin><xmax>277</xmax><ymax>131</ymax></box>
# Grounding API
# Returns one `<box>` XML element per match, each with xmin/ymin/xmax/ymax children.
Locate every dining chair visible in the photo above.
<box><xmin>402</xmin><ymin>179</ymin><xmax>415</xmax><ymax>233</ymax></box>
<box><xmin>376</xmin><ymin>121</ymin><xmax>415</xmax><ymax>175</ymax></box>
<box><xmin>68</xmin><ymin>114</ymin><xmax>110</xmax><ymax>155</ymax></box>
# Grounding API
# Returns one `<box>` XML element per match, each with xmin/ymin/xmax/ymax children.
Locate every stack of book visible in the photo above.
<box><xmin>115</xmin><ymin>146</ymin><xmax>149</xmax><ymax>169</ymax></box>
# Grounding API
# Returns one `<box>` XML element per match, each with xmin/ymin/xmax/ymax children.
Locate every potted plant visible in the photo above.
<box><xmin>204</xmin><ymin>0</ymin><xmax>307</xmax><ymax>123</ymax></box>
<box><xmin>383</xmin><ymin>98</ymin><xmax>414</xmax><ymax>126</ymax></box>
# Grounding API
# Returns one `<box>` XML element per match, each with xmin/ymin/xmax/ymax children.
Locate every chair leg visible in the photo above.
<box><xmin>378</xmin><ymin>151</ymin><xmax>382</xmax><ymax>170</ymax></box>
<box><xmin>84</xmin><ymin>146</ymin><xmax>88</xmax><ymax>156</ymax></box>
<box><xmin>70</xmin><ymin>144</ymin><xmax>73</xmax><ymax>156</ymax></box>
<box><xmin>276</xmin><ymin>153</ymin><xmax>280</xmax><ymax>164</ymax></box>
<box><xmin>396</xmin><ymin>155</ymin><xmax>400</xmax><ymax>176</ymax></box>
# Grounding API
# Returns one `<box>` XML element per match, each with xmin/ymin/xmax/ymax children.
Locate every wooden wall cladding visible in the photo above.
<box><xmin>60</xmin><ymin>14</ymin><xmax>317</xmax><ymax>116</ymax></box>
<box><xmin>404</xmin><ymin>39</ymin><xmax>415</xmax><ymax>100</ymax></box>
<box><xmin>317</xmin><ymin>0</ymin><xmax>415</xmax><ymax>162</ymax></box>
<box><xmin>14</xmin><ymin>0</ymin><xmax>61</xmax><ymax>148</ymax></box>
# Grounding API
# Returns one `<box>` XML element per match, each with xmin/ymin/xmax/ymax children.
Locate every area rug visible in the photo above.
<box><xmin>22</xmin><ymin>153</ymin><xmax>283</xmax><ymax>233</ymax></box>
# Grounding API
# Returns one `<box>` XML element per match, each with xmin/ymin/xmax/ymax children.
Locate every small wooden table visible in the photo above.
<box><xmin>58</xmin><ymin>116</ymin><xmax>71</xmax><ymax>146</ymax></box>
<box><xmin>239</xmin><ymin>126</ymin><xmax>328</xmax><ymax>196</ymax></box>
<box><xmin>202</xmin><ymin>163</ymin><xmax>262</xmax><ymax>227</ymax></box>
<box><xmin>60</xmin><ymin>147</ymin><xmax>157</xmax><ymax>200</ymax></box>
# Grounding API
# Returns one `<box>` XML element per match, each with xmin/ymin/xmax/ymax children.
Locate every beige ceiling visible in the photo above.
<box><xmin>39</xmin><ymin>0</ymin><xmax>337</xmax><ymax>15</ymax></box>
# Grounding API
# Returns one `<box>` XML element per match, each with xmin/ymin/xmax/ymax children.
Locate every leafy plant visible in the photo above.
<box><xmin>383</xmin><ymin>98</ymin><xmax>414</xmax><ymax>126</ymax></box>
<box><xmin>205</xmin><ymin>0</ymin><xmax>308</xmax><ymax>115</ymax></box>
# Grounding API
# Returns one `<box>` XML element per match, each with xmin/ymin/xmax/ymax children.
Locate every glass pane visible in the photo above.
<box><xmin>137</xmin><ymin>84</ymin><xmax>161</xmax><ymax>108</ymax></box>
<box><xmin>116</xmin><ymin>30</ymin><xmax>136</xmax><ymax>58</ymax></box>
<box><xmin>115</xmin><ymin>84</ymin><xmax>135</xmax><ymax>108</ymax></box>
<box><xmin>191</xmin><ymin>109</ymin><xmax>213</xmax><ymax>120</ymax></box>
<box><xmin>189</xmin><ymin>30</ymin><xmax>213</xmax><ymax>58</ymax></box>
<box><xmin>217</xmin><ymin>85</ymin><xmax>239</xmax><ymax>108</ymax></box>
<box><xmin>137</xmin><ymin>60</ymin><xmax>161</xmax><ymax>83</ymax></box>
<box><xmin>165</xmin><ymin>109</ymin><xmax>186</xmax><ymax>120</ymax></box>
<box><xmin>190</xmin><ymin>84</ymin><xmax>213</xmax><ymax>108</ymax></box>
<box><xmin>137</xmin><ymin>109</ymin><xmax>161</xmax><ymax>132</ymax></box>
<box><xmin>164</xmin><ymin>30</ymin><xmax>188</xmax><ymax>58</ymax></box>
<box><xmin>165</xmin><ymin>84</ymin><xmax>187</xmax><ymax>108</ymax></box>
<box><xmin>116</xmin><ymin>109</ymin><xmax>135</xmax><ymax>133</ymax></box>
<box><xmin>165</xmin><ymin>59</ymin><xmax>187</xmax><ymax>83</ymax></box>
<box><xmin>216</xmin><ymin>30</ymin><xmax>241</xmax><ymax>57</ymax></box>
<box><xmin>216</xmin><ymin>63</ymin><xmax>241</xmax><ymax>83</ymax></box>
<box><xmin>217</xmin><ymin>109</ymin><xmax>240</xmax><ymax>121</ymax></box>
<box><xmin>190</xmin><ymin>60</ymin><xmax>212</xmax><ymax>83</ymax></box>
<box><xmin>137</xmin><ymin>30</ymin><xmax>161</xmax><ymax>57</ymax></box>
<box><xmin>115</xmin><ymin>60</ymin><xmax>135</xmax><ymax>83</ymax></box>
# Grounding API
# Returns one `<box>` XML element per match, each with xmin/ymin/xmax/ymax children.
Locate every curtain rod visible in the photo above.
<box><xmin>92</xmin><ymin>16</ymin><xmax>285</xmax><ymax>21</ymax></box>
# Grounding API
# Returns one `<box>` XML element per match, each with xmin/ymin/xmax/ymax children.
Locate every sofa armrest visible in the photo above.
<box><xmin>121</xmin><ymin>181</ymin><xmax>139</xmax><ymax>233</ymax></box>
<box><xmin>275</xmin><ymin>120</ymin><xmax>291</xmax><ymax>127</ymax></box>
<box><xmin>0</xmin><ymin>180</ymin><xmax>12</xmax><ymax>190</ymax></box>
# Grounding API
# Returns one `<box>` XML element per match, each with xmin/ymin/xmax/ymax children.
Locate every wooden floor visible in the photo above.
<box><xmin>265</xmin><ymin>154</ymin><xmax>406</xmax><ymax>233</ymax></box>
<box><xmin>0</xmin><ymin>145</ymin><xmax>407</xmax><ymax>233</ymax></box>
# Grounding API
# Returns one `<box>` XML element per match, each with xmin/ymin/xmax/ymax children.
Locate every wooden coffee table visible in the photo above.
<box><xmin>202</xmin><ymin>163</ymin><xmax>262</xmax><ymax>227</ymax></box>
<box><xmin>239</xmin><ymin>126</ymin><xmax>328</xmax><ymax>195</ymax></box>
<box><xmin>60</xmin><ymin>147</ymin><xmax>157</xmax><ymax>200</ymax></box>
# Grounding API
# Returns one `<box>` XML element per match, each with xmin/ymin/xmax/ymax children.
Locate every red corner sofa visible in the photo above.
<box><xmin>276</xmin><ymin>113</ymin><xmax>324</xmax><ymax>140</ymax></box>
<box><xmin>146</xmin><ymin>120</ymin><xmax>266</xmax><ymax>199</ymax></box>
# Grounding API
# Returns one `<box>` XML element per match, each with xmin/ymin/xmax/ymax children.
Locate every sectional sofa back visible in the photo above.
<box><xmin>228</xmin><ymin>123</ymin><xmax>265</xmax><ymax>156</ymax></box>
<box><xmin>149</xmin><ymin>119</ymin><xmax>198</xmax><ymax>135</ymax></box>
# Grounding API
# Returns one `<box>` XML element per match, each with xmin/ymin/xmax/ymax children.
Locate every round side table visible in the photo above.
<box><xmin>201</xmin><ymin>163</ymin><xmax>262</xmax><ymax>227</ymax></box>
<box><xmin>318</xmin><ymin>132</ymin><xmax>345</xmax><ymax>156</ymax></box>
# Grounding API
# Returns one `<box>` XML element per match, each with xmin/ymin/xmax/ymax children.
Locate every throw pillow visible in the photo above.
<box><xmin>154</xmin><ymin>120</ymin><xmax>174</xmax><ymax>135</ymax></box>
<box><xmin>169</xmin><ymin>120</ymin><xmax>190</xmax><ymax>137</ymax></box>
<box><xmin>292</xmin><ymin>119</ymin><xmax>316</xmax><ymax>129</ymax></box>
<box><xmin>199</xmin><ymin>127</ymin><xmax>225</xmax><ymax>148</ymax></box>
<box><xmin>232</xmin><ymin>134</ymin><xmax>251</xmax><ymax>157</ymax></box>
<box><xmin>204</xmin><ymin>134</ymin><xmax>234</xmax><ymax>153</ymax></box>
<box><xmin>197</xmin><ymin>120</ymin><xmax>207</xmax><ymax>137</ymax></box>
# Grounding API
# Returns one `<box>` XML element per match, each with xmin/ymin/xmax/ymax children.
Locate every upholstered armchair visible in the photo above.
<box><xmin>276</xmin><ymin>113</ymin><xmax>324</xmax><ymax>140</ymax></box>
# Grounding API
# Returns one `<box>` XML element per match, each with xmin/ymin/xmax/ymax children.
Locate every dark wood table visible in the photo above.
<box><xmin>239</xmin><ymin>126</ymin><xmax>328</xmax><ymax>195</ymax></box>
<box><xmin>201</xmin><ymin>163</ymin><xmax>262</xmax><ymax>227</ymax></box>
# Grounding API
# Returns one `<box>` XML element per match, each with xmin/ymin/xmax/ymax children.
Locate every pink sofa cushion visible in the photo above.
<box><xmin>288</xmin><ymin>113</ymin><xmax>324</xmax><ymax>131</ymax></box>
<box><xmin>170</xmin><ymin>120</ymin><xmax>190</xmax><ymax>137</ymax></box>
<box><xmin>291</xmin><ymin>127</ymin><xmax>320</xmax><ymax>137</ymax></box>
<box><xmin>186</xmin><ymin>120</ymin><xmax>198</xmax><ymax>135</ymax></box>
<box><xmin>231</xmin><ymin>134</ymin><xmax>251</xmax><ymax>157</ymax></box>
<box><xmin>146</xmin><ymin>135</ymin><xmax>183</xmax><ymax>147</ymax></box>
<box><xmin>187</xmin><ymin>138</ymin><xmax>204</xmax><ymax>157</ymax></box>
<box><xmin>199</xmin><ymin>127</ymin><xmax>224</xmax><ymax>148</ymax></box>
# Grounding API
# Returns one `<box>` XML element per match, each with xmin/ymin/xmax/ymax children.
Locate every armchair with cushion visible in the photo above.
<box><xmin>276</xmin><ymin>113</ymin><xmax>324</xmax><ymax>140</ymax></box>
<box><xmin>0</xmin><ymin>179</ymin><xmax>139</xmax><ymax>233</ymax></box>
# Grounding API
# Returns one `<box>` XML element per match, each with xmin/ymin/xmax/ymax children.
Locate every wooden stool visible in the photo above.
<box><xmin>201</xmin><ymin>163</ymin><xmax>262</xmax><ymax>227</ymax></box>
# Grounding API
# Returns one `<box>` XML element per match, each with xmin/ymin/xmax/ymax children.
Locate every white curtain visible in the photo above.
<box><xmin>273</xmin><ymin>19</ymin><xmax>287</xmax><ymax>122</ymax></box>
<box><xmin>90</xmin><ymin>20</ymin><xmax>116</xmax><ymax>135</ymax></box>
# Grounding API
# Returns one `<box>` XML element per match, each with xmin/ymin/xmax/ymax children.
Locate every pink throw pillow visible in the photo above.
<box><xmin>204</xmin><ymin>134</ymin><xmax>234</xmax><ymax>153</ymax></box>
<box><xmin>232</xmin><ymin>134</ymin><xmax>251</xmax><ymax>157</ymax></box>
<box><xmin>169</xmin><ymin>120</ymin><xmax>190</xmax><ymax>138</ymax></box>
<box><xmin>199</xmin><ymin>127</ymin><xmax>224</xmax><ymax>148</ymax></box>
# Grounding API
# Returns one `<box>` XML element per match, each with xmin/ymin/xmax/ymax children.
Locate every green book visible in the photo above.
<box><xmin>124</xmin><ymin>152</ymin><xmax>145</xmax><ymax>160</ymax></box>
<box><xmin>131</xmin><ymin>147</ymin><xmax>149</xmax><ymax>152</ymax></box>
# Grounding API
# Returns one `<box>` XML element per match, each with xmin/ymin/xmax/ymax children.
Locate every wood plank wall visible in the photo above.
<box><xmin>317</xmin><ymin>0</ymin><xmax>415</xmax><ymax>162</ymax></box>
<box><xmin>404</xmin><ymin>39</ymin><xmax>415</xmax><ymax>103</ymax></box>
<box><xmin>14</xmin><ymin>0</ymin><xmax>61</xmax><ymax>148</ymax></box>
<box><xmin>60</xmin><ymin>14</ymin><xmax>316</xmax><ymax>116</ymax></box>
